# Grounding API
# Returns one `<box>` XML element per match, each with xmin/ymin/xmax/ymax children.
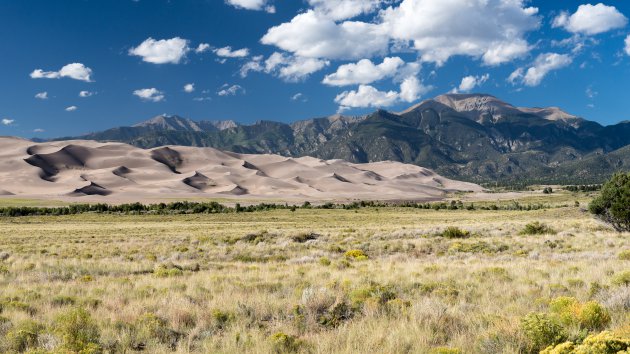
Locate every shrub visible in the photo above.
<box><xmin>619</xmin><ymin>250</ymin><xmax>630</xmax><ymax>260</ymax></box>
<box><xmin>291</xmin><ymin>232</ymin><xmax>320</xmax><ymax>243</ymax></box>
<box><xmin>578</xmin><ymin>301</ymin><xmax>611</xmax><ymax>331</ymax></box>
<box><xmin>612</xmin><ymin>271</ymin><xmax>630</xmax><ymax>287</ymax></box>
<box><xmin>318</xmin><ymin>257</ymin><xmax>331</xmax><ymax>266</ymax></box>
<box><xmin>520</xmin><ymin>222</ymin><xmax>556</xmax><ymax>235</ymax></box>
<box><xmin>52</xmin><ymin>295</ymin><xmax>77</xmax><ymax>307</ymax></box>
<box><xmin>440</xmin><ymin>227</ymin><xmax>471</xmax><ymax>239</ymax></box>
<box><xmin>521</xmin><ymin>313</ymin><xmax>566</xmax><ymax>351</ymax></box>
<box><xmin>344</xmin><ymin>249</ymin><xmax>368</xmax><ymax>260</ymax></box>
<box><xmin>549</xmin><ymin>297</ymin><xmax>611</xmax><ymax>331</ymax></box>
<box><xmin>134</xmin><ymin>312</ymin><xmax>179</xmax><ymax>348</ymax></box>
<box><xmin>211</xmin><ymin>309</ymin><xmax>234</xmax><ymax>329</ymax></box>
<box><xmin>54</xmin><ymin>308</ymin><xmax>100</xmax><ymax>352</ymax></box>
<box><xmin>269</xmin><ymin>332</ymin><xmax>305</xmax><ymax>353</ymax></box>
<box><xmin>542</xmin><ymin>328</ymin><xmax>630</xmax><ymax>353</ymax></box>
<box><xmin>5</xmin><ymin>320</ymin><xmax>44</xmax><ymax>352</ymax></box>
<box><xmin>589</xmin><ymin>172</ymin><xmax>630</xmax><ymax>231</ymax></box>
<box><xmin>153</xmin><ymin>263</ymin><xmax>183</xmax><ymax>277</ymax></box>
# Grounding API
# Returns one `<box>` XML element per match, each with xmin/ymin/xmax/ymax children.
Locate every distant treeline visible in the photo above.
<box><xmin>563</xmin><ymin>185</ymin><xmax>601</xmax><ymax>192</ymax></box>
<box><xmin>0</xmin><ymin>199</ymin><xmax>563</xmax><ymax>217</ymax></box>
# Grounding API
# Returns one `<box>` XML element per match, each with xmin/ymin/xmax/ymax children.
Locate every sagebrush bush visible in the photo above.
<box><xmin>521</xmin><ymin>313</ymin><xmax>566</xmax><ymax>351</ymax></box>
<box><xmin>619</xmin><ymin>250</ymin><xmax>630</xmax><ymax>260</ymax></box>
<box><xmin>612</xmin><ymin>271</ymin><xmax>630</xmax><ymax>287</ymax></box>
<box><xmin>541</xmin><ymin>327</ymin><xmax>630</xmax><ymax>353</ymax></box>
<box><xmin>440</xmin><ymin>227</ymin><xmax>471</xmax><ymax>239</ymax></box>
<box><xmin>549</xmin><ymin>297</ymin><xmax>611</xmax><ymax>331</ymax></box>
<box><xmin>153</xmin><ymin>263</ymin><xmax>183</xmax><ymax>277</ymax></box>
<box><xmin>520</xmin><ymin>222</ymin><xmax>556</xmax><ymax>235</ymax></box>
<box><xmin>269</xmin><ymin>332</ymin><xmax>305</xmax><ymax>353</ymax></box>
<box><xmin>4</xmin><ymin>320</ymin><xmax>44</xmax><ymax>352</ymax></box>
<box><xmin>54</xmin><ymin>307</ymin><xmax>101</xmax><ymax>352</ymax></box>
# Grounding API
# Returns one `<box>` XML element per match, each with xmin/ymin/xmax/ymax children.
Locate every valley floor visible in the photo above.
<box><xmin>0</xmin><ymin>199</ymin><xmax>628</xmax><ymax>353</ymax></box>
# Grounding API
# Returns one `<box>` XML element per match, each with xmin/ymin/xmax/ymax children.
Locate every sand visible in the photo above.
<box><xmin>0</xmin><ymin>137</ymin><xmax>483</xmax><ymax>203</ymax></box>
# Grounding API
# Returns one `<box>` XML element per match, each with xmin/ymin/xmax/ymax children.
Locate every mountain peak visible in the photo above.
<box><xmin>133</xmin><ymin>115</ymin><xmax>203</xmax><ymax>132</ymax></box>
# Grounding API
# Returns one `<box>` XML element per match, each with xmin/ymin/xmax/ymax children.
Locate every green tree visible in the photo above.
<box><xmin>589</xmin><ymin>172</ymin><xmax>630</xmax><ymax>231</ymax></box>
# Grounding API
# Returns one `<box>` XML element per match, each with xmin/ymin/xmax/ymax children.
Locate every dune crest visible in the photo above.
<box><xmin>0</xmin><ymin>138</ymin><xmax>482</xmax><ymax>202</ymax></box>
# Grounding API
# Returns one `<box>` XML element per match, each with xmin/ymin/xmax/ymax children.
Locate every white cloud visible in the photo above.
<box><xmin>33</xmin><ymin>128</ymin><xmax>45</xmax><ymax>133</ymax></box>
<box><xmin>263</xmin><ymin>52</ymin><xmax>330</xmax><ymax>82</ymax></box>
<box><xmin>35</xmin><ymin>92</ymin><xmax>48</xmax><ymax>100</ymax></box>
<box><xmin>239</xmin><ymin>55</ymin><xmax>265</xmax><ymax>77</ymax></box>
<box><xmin>399</xmin><ymin>76</ymin><xmax>430</xmax><ymax>103</ymax></box>
<box><xmin>510</xmin><ymin>53</ymin><xmax>573</xmax><ymax>87</ymax></box>
<box><xmin>79</xmin><ymin>91</ymin><xmax>95</xmax><ymax>97</ymax></box>
<box><xmin>453</xmin><ymin>74</ymin><xmax>490</xmax><ymax>93</ymax></box>
<box><xmin>625</xmin><ymin>35</ymin><xmax>630</xmax><ymax>55</ymax></box>
<box><xmin>552</xmin><ymin>4</ymin><xmax>628</xmax><ymax>35</ymax></box>
<box><xmin>380</xmin><ymin>0</ymin><xmax>539</xmax><ymax>65</ymax></box>
<box><xmin>225</xmin><ymin>0</ymin><xmax>275</xmax><ymax>13</ymax></box>
<box><xmin>261</xmin><ymin>10</ymin><xmax>389</xmax><ymax>60</ymax></box>
<box><xmin>335</xmin><ymin>75</ymin><xmax>430</xmax><ymax>109</ymax></box>
<box><xmin>262</xmin><ymin>1</ymin><xmax>539</xmax><ymax>65</ymax></box>
<box><xmin>217</xmin><ymin>84</ymin><xmax>245</xmax><ymax>96</ymax></box>
<box><xmin>184</xmin><ymin>83</ymin><xmax>195</xmax><ymax>93</ymax></box>
<box><xmin>129</xmin><ymin>37</ymin><xmax>190</xmax><ymax>64</ymax></box>
<box><xmin>214</xmin><ymin>46</ymin><xmax>250</xmax><ymax>58</ymax></box>
<box><xmin>65</xmin><ymin>106</ymin><xmax>78</xmax><ymax>112</ymax></box>
<box><xmin>195</xmin><ymin>43</ymin><xmax>211</xmax><ymax>53</ymax></box>
<box><xmin>291</xmin><ymin>93</ymin><xmax>307</xmax><ymax>102</ymax></box>
<box><xmin>308</xmin><ymin>0</ymin><xmax>384</xmax><ymax>21</ymax></box>
<box><xmin>323</xmin><ymin>57</ymin><xmax>405</xmax><ymax>86</ymax></box>
<box><xmin>30</xmin><ymin>63</ymin><xmax>93</xmax><ymax>82</ymax></box>
<box><xmin>2</xmin><ymin>118</ymin><xmax>14</xmax><ymax>125</ymax></box>
<box><xmin>335</xmin><ymin>85</ymin><xmax>399</xmax><ymax>108</ymax></box>
<box><xmin>133</xmin><ymin>88</ymin><xmax>165</xmax><ymax>102</ymax></box>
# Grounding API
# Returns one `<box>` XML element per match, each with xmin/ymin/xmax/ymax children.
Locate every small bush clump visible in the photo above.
<box><xmin>440</xmin><ymin>227</ymin><xmax>471</xmax><ymax>239</ymax></box>
<box><xmin>521</xmin><ymin>313</ymin><xmax>567</xmax><ymax>351</ymax></box>
<box><xmin>344</xmin><ymin>249</ymin><xmax>368</xmax><ymax>260</ymax></box>
<box><xmin>4</xmin><ymin>320</ymin><xmax>44</xmax><ymax>352</ymax></box>
<box><xmin>54</xmin><ymin>307</ymin><xmax>101</xmax><ymax>352</ymax></box>
<box><xmin>520</xmin><ymin>222</ymin><xmax>556</xmax><ymax>235</ymax></box>
<box><xmin>619</xmin><ymin>250</ymin><xmax>630</xmax><ymax>260</ymax></box>
<box><xmin>611</xmin><ymin>271</ymin><xmax>630</xmax><ymax>287</ymax></box>
<box><xmin>153</xmin><ymin>263</ymin><xmax>183</xmax><ymax>277</ymax></box>
<box><xmin>269</xmin><ymin>332</ymin><xmax>305</xmax><ymax>353</ymax></box>
<box><xmin>541</xmin><ymin>327</ymin><xmax>630</xmax><ymax>353</ymax></box>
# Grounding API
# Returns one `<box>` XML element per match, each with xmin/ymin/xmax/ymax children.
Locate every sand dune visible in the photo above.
<box><xmin>0</xmin><ymin>137</ymin><xmax>482</xmax><ymax>202</ymax></box>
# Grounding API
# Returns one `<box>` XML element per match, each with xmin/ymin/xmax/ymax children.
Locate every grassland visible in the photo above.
<box><xmin>0</xmin><ymin>196</ymin><xmax>628</xmax><ymax>353</ymax></box>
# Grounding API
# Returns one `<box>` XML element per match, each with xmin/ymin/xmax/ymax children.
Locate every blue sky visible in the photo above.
<box><xmin>1</xmin><ymin>0</ymin><xmax>630</xmax><ymax>138</ymax></box>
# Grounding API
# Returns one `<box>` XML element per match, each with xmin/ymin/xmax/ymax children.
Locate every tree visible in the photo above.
<box><xmin>589</xmin><ymin>172</ymin><xmax>630</xmax><ymax>232</ymax></box>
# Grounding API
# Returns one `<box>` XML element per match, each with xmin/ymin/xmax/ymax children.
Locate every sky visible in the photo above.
<box><xmin>1</xmin><ymin>0</ymin><xmax>630</xmax><ymax>138</ymax></box>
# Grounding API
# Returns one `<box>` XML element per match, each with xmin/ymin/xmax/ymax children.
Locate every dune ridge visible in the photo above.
<box><xmin>0</xmin><ymin>137</ymin><xmax>482</xmax><ymax>202</ymax></box>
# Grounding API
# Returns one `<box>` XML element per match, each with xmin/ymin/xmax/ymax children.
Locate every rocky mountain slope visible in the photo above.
<box><xmin>59</xmin><ymin>94</ymin><xmax>630</xmax><ymax>184</ymax></box>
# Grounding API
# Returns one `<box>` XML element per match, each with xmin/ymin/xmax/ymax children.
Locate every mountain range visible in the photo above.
<box><xmin>57</xmin><ymin>94</ymin><xmax>630</xmax><ymax>185</ymax></box>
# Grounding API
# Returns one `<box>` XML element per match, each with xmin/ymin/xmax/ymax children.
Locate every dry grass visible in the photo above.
<box><xmin>0</xmin><ymin>203</ymin><xmax>628</xmax><ymax>353</ymax></box>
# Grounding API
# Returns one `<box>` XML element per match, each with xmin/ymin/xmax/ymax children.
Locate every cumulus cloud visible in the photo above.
<box><xmin>323</xmin><ymin>57</ymin><xmax>405</xmax><ymax>86</ymax></box>
<box><xmin>553</xmin><ymin>3</ymin><xmax>628</xmax><ymax>35</ymax></box>
<box><xmin>335</xmin><ymin>75</ymin><xmax>430</xmax><ymax>110</ymax></box>
<box><xmin>308</xmin><ymin>0</ymin><xmax>384</xmax><ymax>21</ymax></box>
<box><xmin>217</xmin><ymin>84</ymin><xmax>245</xmax><ymax>96</ymax></box>
<box><xmin>262</xmin><ymin>0</ymin><xmax>539</xmax><ymax>65</ymax></box>
<box><xmin>2</xmin><ymin>118</ymin><xmax>14</xmax><ymax>125</ymax></box>
<box><xmin>129</xmin><ymin>37</ymin><xmax>190</xmax><ymax>64</ymax></box>
<box><xmin>35</xmin><ymin>92</ymin><xmax>48</xmax><ymax>100</ymax></box>
<box><xmin>625</xmin><ymin>35</ymin><xmax>630</xmax><ymax>55</ymax></box>
<box><xmin>509</xmin><ymin>53</ymin><xmax>573</xmax><ymax>87</ymax></box>
<box><xmin>214</xmin><ymin>46</ymin><xmax>250</xmax><ymax>58</ymax></box>
<box><xmin>261</xmin><ymin>10</ymin><xmax>389</xmax><ymax>60</ymax></box>
<box><xmin>453</xmin><ymin>74</ymin><xmax>490</xmax><ymax>93</ymax></box>
<box><xmin>65</xmin><ymin>106</ymin><xmax>78</xmax><ymax>112</ymax></box>
<box><xmin>225</xmin><ymin>0</ymin><xmax>275</xmax><ymax>13</ymax></box>
<box><xmin>30</xmin><ymin>63</ymin><xmax>93</xmax><ymax>82</ymax></box>
<box><xmin>241</xmin><ymin>52</ymin><xmax>329</xmax><ymax>81</ymax></box>
<box><xmin>79</xmin><ymin>91</ymin><xmax>95</xmax><ymax>97</ymax></box>
<box><xmin>184</xmin><ymin>83</ymin><xmax>195</xmax><ymax>93</ymax></box>
<box><xmin>380</xmin><ymin>0</ymin><xmax>539</xmax><ymax>65</ymax></box>
<box><xmin>195</xmin><ymin>43</ymin><xmax>211</xmax><ymax>53</ymax></box>
<box><xmin>133</xmin><ymin>88</ymin><xmax>165</xmax><ymax>102</ymax></box>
